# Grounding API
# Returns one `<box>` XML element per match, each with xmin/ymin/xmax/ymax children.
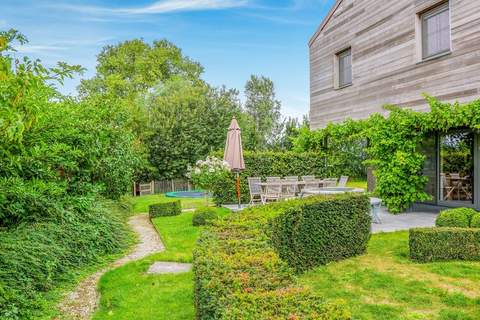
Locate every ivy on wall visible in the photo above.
<box><xmin>295</xmin><ymin>97</ymin><xmax>480</xmax><ymax>213</ymax></box>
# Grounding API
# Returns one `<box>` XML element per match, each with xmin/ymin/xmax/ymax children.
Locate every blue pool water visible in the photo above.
<box><xmin>165</xmin><ymin>190</ymin><xmax>207</xmax><ymax>198</ymax></box>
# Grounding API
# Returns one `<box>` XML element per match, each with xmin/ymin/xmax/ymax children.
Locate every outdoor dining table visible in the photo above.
<box><xmin>259</xmin><ymin>180</ymin><xmax>326</xmax><ymax>193</ymax></box>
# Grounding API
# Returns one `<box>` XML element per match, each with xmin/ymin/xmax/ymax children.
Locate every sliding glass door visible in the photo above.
<box><xmin>438</xmin><ymin>130</ymin><xmax>475</xmax><ymax>206</ymax></box>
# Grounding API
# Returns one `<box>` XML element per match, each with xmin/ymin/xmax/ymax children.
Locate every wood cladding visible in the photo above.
<box><xmin>309</xmin><ymin>0</ymin><xmax>480</xmax><ymax>129</ymax></box>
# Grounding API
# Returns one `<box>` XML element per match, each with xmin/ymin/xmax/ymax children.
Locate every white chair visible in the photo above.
<box><xmin>282</xmin><ymin>176</ymin><xmax>298</xmax><ymax>199</ymax></box>
<box><xmin>324</xmin><ymin>178</ymin><xmax>338</xmax><ymax>187</ymax></box>
<box><xmin>262</xmin><ymin>178</ymin><xmax>282</xmax><ymax>204</ymax></box>
<box><xmin>337</xmin><ymin>176</ymin><xmax>349</xmax><ymax>188</ymax></box>
<box><xmin>247</xmin><ymin>177</ymin><xmax>263</xmax><ymax>205</ymax></box>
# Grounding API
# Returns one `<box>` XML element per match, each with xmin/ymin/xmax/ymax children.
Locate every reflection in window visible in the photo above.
<box><xmin>440</xmin><ymin>130</ymin><xmax>474</xmax><ymax>203</ymax></box>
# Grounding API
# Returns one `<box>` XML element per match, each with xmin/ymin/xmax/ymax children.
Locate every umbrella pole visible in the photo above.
<box><xmin>236</xmin><ymin>172</ymin><xmax>241</xmax><ymax>209</ymax></box>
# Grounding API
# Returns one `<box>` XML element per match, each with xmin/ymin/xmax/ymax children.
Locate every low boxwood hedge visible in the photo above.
<box><xmin>435</xmin><ymin>208</ymin><xmax>477</xmax><ymax>228</ymax></box>
<box><xmin>148</xmin><ymin>200</ymin><xmax>181</xmax><ymax>218</ymax></box>
<box><xmin>409</xmin><ymin>227</ymin><xmax>480</xmax><ymax>262</ymax></box>
<box><xmin>193</xmin><ymin>194</ymin><xmax>368</xmax><ymax>319</ymax></box>
<box><xmin>471</xmin><ymin>213</ymin><xmax>480</xmax><ymax>228</ymax></box>
<box><xmin>269</xmin><ymin>194</ymin><xmax>371</xmax><ymax>272</ymax></box>
<box><xmin>192</xmin><ymin>207</ymin><xmax>218</xmax><ymax>226</ymax></box>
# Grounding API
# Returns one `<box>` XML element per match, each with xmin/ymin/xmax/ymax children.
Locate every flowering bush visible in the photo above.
<box><xmin>187</xmin><ymin>156</ymin><xmax>231</xmax><ymax>195</ymax></box>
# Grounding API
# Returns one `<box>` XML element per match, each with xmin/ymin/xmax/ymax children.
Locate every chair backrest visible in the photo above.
<box><xmin>266</xmin><ymin>177</ymin><xmax>281</xmax><ymax>182</ymax></box>
<box><xmin>247</xmin><ymin>177</ymin><xmax>262</xmax><ymax>195</ymax></box>
<box><xmin>284</xmin><ymin>176</ymin><xmax>298</xmax><ymax>181</ymax></box>
<box><xmin>302</xmin><ymin>175</ymin><xmax>315</xmax><ymax>181</ymax></box>
<box><xmin>324</xmin><ymin>178</ymin><xmax>338</xmax><ymax>187</ymax></box>
<box><xmin>266</xmin><ymin>182</ymin><xmax>282</xmax><ymax>194</ymax></box>
<box><xmin>337</xmin><ymin>176</ymin><xmax>349</xmax><ymax>187</ymax></box>
<box><xmin>283</xmin><ymin>177</ymin><xmax>298</xmax><ymax>194</ymax></box>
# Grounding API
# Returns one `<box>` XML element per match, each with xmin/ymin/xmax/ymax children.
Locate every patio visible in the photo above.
<box><xmin>372</xmin><ymin>207</ymin><xmax>437</xmax><ymax>233</ymax></box>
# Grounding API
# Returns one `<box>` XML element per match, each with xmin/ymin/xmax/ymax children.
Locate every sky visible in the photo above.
<box><xmin>1</xmin><ymin>0</ymin><xmax>335</xmax><ymax>119</ymax></box>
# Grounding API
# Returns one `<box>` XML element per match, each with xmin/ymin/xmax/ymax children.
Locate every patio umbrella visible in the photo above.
<box><xmin>223</xmin><ymin>117</ymin><xmax>245</xmax><ymax>208</ymax></box>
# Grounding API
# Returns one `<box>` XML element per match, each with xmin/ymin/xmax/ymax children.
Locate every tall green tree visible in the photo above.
<box><xmin>244</xmin><ymin>75</ymin><xmax>282</xmax><ymax>150</ymax></box>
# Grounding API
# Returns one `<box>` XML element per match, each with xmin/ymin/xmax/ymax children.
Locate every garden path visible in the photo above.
<box><xmin>58</xmin><ymin>214</ymin><xmax>169</xmax><ymax>319</ymax></box>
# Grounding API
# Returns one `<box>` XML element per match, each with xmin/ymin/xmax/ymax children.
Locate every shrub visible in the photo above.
<box><xmin>409</xmin><ymin>227</ymin><xmax>480</xmax><ymax>263</ymax></box>
<box><xmin>210</xmin><ymin>151</ymin><xmax>333</xmax><ymax>205</ymax></box>
<box><xmin>193</xmin><ymin>195</ymin><xmax>362</xmax><ymax>319</ymax></box>
<box><xmin>148</xmin><ymin>201</ymin><xmax>182</xmax><ymax>218</ymax></box>
<box><xmin>435</xmin><ymin>208</ymin><xmax>477</xmax><ymax>228</ymax></box>
<box><xmin>192</xmin><ymin>207</ymin><xmax>218</xmax><ymax>226</ymax></box>
<box><xmin>471</xmin><ymin>213</ymin><xmax>480</xmax><ymax>228</ymax></box>
<box><xmin>0</xmin><ymin>201</ymin><xmax>131</xmax><ymax>319</ymax></box>
<box><xmin>269</xmin><ymin>194</ymin><xmax>371</xmax><ymax>272</ymax></box>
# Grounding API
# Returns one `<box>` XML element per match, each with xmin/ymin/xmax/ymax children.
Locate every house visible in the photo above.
<box><xmin>309</xmin><ymin>0</ymin><xmax>480</xmax><ymax>209</ymax></box>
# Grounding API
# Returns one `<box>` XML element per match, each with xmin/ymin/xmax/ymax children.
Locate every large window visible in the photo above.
<box><xmin>421</xmin><ymin>2</ymin><xmax>451</xmax><ymax>59</ymax></box>
<box><xmin>337</xmin><ymin>48</ymin><xmax>352</xmax><ymax>88</ymax></box>
<box><xmin>440</xmin><ymin>130</ymin><xmax>474</xmax><ymax>204</ymax></box>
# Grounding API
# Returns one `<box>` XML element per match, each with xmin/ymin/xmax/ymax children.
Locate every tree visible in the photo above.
<box><xmin>79</xmin><ymin>38</ymin><xmax>203</xmax><ymax>99</ymax></box>
<box><xmin>244</xmin><ymin>75</ymin><xmax>282</xmax><ymax>150</ymax></box>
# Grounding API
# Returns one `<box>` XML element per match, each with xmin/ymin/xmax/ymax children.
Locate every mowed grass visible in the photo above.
<box><xmin>347</xmin><ymin>179</ymin><xmax>368</xmax><ymax>189</ymax></box>
<box><xmin>128</xmin><ymin>194</ymin><xmax>212</xmax><ymax>213</ymax></box>
<box><xmin>299</xmin><ymin>231</ymin><xmax>480</xmax><ymax>320</ymax></box>
<box><xmin>93</xmin><ymin>202</ymin><xmax>230</xmax><ymax>320</ymax></box>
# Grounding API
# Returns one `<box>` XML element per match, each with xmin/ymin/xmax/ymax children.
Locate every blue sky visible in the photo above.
<box><xmin>1</xmin><ymin>0</ymin><xmax>335</xmax><ymax>118</ymax></box>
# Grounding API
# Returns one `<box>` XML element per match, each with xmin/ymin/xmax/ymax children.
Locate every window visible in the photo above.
<box><xmin>421</xmin><ymin>2</ymin><xmax>450</xmax><ymax>59</ymax></box>
<box><xmin>337</xmin><ymin>48</ymin><xmax>352</xmax><ymax>88</ymax></box>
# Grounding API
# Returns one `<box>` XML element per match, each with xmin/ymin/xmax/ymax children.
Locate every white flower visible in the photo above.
<box><xmin>195</xmin><ymin>168</ymin><xmax>201</xmax><ymax>174</ymax></box>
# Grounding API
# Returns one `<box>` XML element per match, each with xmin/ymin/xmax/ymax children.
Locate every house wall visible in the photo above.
<box><xmin>309</xmin><ymin>0</ymin><xmax>480</xmax><ymax>129</ymax></box>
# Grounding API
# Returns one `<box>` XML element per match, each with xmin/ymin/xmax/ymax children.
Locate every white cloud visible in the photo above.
<box><xmin>14</xmin><ymin>45</ymin><xmax>69</xmax><ymax>54</ymax></box>
<box><xmin>55</xmin><ymin>0</ymin><xmax>249</xmax><ymax>16</ymax></box>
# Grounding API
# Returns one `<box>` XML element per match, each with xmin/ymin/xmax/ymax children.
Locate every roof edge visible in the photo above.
<box><xmin>308</xmin><ymin>0</ymin><xmax>344</xmax><ymax>47</ymax></box>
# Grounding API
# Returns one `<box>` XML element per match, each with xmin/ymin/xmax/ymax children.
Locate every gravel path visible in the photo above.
<box><xmin>58</xmin><ymin>214</ymin><xmax>164</xmax><ymax>319</ymax></box>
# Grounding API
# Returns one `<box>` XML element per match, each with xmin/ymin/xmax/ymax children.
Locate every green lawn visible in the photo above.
<box><xmin>93</xmin><ymin>202</ymin><xmax>230</xmax><ymax>320</ymax></box>
<box><xmin>299</xmin><ymin>231</ymin><xmax>480</xmax><ymax>320</ymax></box>
<box><xmin>347</xmin><ymin>179</ymin><xmax>368</xmax><ymax>189</ymax></box>
<box><xmin>128</xmin><ymin>194</ymin><xmax>213</xmax><ymax>213</ymax></box>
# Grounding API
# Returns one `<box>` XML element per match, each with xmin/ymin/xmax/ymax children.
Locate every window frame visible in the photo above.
<box><xmin>418</xmin><ymin>1</ymin><xmax>451</xmax><ymax>61</ymax></box>
<box><xmin>334</xmin><ymin>47</ymin><xmax>352</xmax><ymax>89</ymax></box>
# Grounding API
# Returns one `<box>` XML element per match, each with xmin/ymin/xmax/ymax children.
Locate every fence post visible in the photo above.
<box><xmin>171</xmin><ymin>179</ymin><xmax>175</xmax><ymax>192</ymax></box>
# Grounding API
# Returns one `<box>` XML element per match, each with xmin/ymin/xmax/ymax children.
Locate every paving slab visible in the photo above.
<box><xmin>147</xmin><ymin>262</ymin><xmax>192</xmax><ymax>274</ymax></box>
<box><xmin>372</xmin><ymin>207</ymin><xmax>438</xmax><ymax>233</ymax></box>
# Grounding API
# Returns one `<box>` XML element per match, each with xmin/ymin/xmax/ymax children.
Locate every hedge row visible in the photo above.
<box><xmin>269</xmin><ymin>194</ymin><xmax>371</xmax><ymax>272</ymax></box>
<box><xmin>211</xmin><ymin>151</ymin><xmax>344</xmax><ymax>205</ymax></box>
<box><xmin>409</xmin><ymin>227</ymin><xmax>480</xmax><ymax>263</ymax></box>
<box><xmin>148</xmin><ymin>200</ymin><xmax>182</xmax><ymax>218</ymax></box>
<box><xmin>0</xmin><ymin>201</ymin><xmax>131</xmax><ymax>319</ymax></box>
<box><xmin>193</xmin><ymin>194</ymin><xmax>370</xmax><ymax>319</ymax></box>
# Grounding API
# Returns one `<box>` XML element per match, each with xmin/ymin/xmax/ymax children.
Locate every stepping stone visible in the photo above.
<box><xmin>147</xmin><ymin>262</ymin><xmax>192</xmax><ymax>274</ymax></box>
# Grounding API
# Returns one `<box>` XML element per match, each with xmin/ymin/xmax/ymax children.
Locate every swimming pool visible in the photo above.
<box><xmin>165</xmin><ymin>190</ymin><xmax>207</xmax><ymax>198</ymax></box>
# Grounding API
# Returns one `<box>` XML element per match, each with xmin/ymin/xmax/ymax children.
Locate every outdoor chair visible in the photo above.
<box><xmin>266</xmin><ymin>176</ymin><xmax>281</xmax><ymax>182</ymax></box>
<box><xmin>337</xmin><ymin>176</ymin><xmax>349</xmax><ymax>188</ymax></box>
<box><xmin>301</xmin><ymin>175</ymin><xmax>316</xmax><ymax>181</ymax></box>
<box><xmin>324</xmin><ymin>178</ymin><xmax>338</xmax><ymax>187</ymax></box>
<box><xmin>282</xmin><ymin>176</ymin><xmax>298</xmax><ymax>199</ymax></box>
<box><xmin>247</xmin><ymin>177</ymin><xmax>263</xmax><ymax>205</ymax></box>
<box><xmin>262</xmin><ymin>180</ymin><xmax>282</xmax><ymax>204</ymax></box>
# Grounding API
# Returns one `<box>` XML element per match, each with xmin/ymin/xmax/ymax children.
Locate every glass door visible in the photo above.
<box><xmin>438</xmin><ymin>130</ymin><xmax>474</xmax><ymax>206</ymax></box>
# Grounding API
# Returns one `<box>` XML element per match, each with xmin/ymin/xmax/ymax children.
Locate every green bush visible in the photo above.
<box><xmin>148</xmin><ymin>201</ymin><xmax>181</xmax><ymax>218</ymax></box>
<box><xmin>192</xmin><ymin>207</ymin><xmax>218</xmax><ymax>226</ymax></box>
<box><xmin>269</xmin><ymin>194</ymin><xmax>371</xmax><ymax>272</ymax></box>
<box><xmin>0</xmin><ymin>201</ymin><xmax>131</xmax><ymax>319</ymax></box>
<box><xmin>193</xmin><ymin>196</ymin><xmax>359</xmax><ymax>319</ymax></box>
<box><xmin>435</xmin><ymin>208</ymin><xmax>477</xmax><ymax>228</ymax></box>
<box><xmin>471</xmin><ymin>213</ymin><xmax>480</xmax><ymax>228</ymax></box>
<box><xmin>409</xmin><ymin>227</ymin><xmax>480</xmax><ymax>263</ymax></box>
<box><xmin>211</xmin><ymin>151</ymin><xmax>332</xmax><ymax>205</ymax></box>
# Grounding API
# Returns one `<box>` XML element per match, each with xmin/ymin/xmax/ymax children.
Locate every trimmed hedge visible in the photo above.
<box><xmin>269</xmin><ymin>194</ymin><xmax>371</xmax><ymax>272</ymax></box>
<box><xmin>211</xmin><ymin>151</ymin><xmax>334</xmax><ymax>205</ymax></box>
<box><xmin>148</xmin><ymin>200</ymin><xmax>181</xmax><ymax>218</ymax></box>
<box><xmin>471</xmin><ymin>213</ymin><xmax>480</xmax><ymax>228</ymax></box>
<box><xmin>435</xmin><ymin>208</ymin><xmax>477</xmax><ymax>228</ymax></box>
<box><xmin>192</xmin><ymin>207</ymin><xmax>218</xmax><ymax>226</ymax></box>
<box><xmin>193</xmin><ymin>195</ymin><xmax>368</xmax><ymax>319</ymax></box>
<box><xmin>409</xmin><ymin>227</ymin><xmax>480</xmax><ymax>262</ymax></box>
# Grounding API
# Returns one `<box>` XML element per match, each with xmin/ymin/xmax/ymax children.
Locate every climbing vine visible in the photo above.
<box><xmin>294</xmin><ymin>97</ymin><xmax>480</xmax><ymax>213</ymax></box>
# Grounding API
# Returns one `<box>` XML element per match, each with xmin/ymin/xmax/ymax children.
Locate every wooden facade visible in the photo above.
<box><xmin>309</xmin><ymin>0</ymin><xmax>480</xmax><ymax>129</ymax></box>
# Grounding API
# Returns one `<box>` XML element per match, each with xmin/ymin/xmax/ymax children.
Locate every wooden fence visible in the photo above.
<box><xmin>133</xmin><ymin>179</ymin><xmax>193</xmax><ymax>196</ymax></box>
